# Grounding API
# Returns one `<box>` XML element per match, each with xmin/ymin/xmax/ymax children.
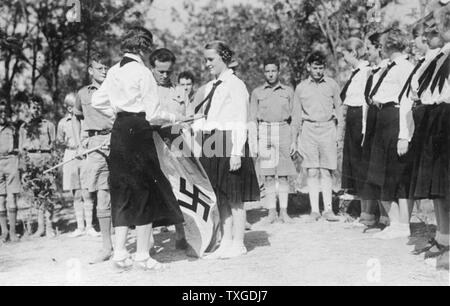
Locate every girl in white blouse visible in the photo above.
<box><xmin>197</xmin><ymin>41</ymin><xmax>259</xmax><ymax>259</ymax></box>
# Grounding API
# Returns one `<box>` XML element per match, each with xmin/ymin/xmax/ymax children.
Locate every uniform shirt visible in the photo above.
<box><xmin>0</xmin><ymin>124</ymin><xmax>15</xmax><ymax>157</ymax></box>
<box><xmin>249</xmin><ymin>82</ymin><xmax>294</xmax><ymax>123</ymax></box>
<box><xmin>409</xmin><ymin>48</ymin><xmax>442</xmax><ymax>104</ymax></box>
<box><xmin>91</xmin><ymin>53</ymin><xmax>176</xmax><ymax>124</ymax></box>
<box><xmin>421</xmin><ymin>43</ymin><xmax>450</xmax><ymax>104</ymax></box>
<box><xmin>343</xmin><ymin>61</ymin><xmax>371</xmax><ymax>107</ymax></box>
<box><xmin>74</xmin><ymin>84</ymin><xmax>113</xmax><ymax>131</ymax></box>
<box><xmin>158</xmin><ymin>84</ymin><xmax>186</xmax><ymax>118</ymax></box>
<box><xmin>19</xmin><ymin>119</ymin><xmax>55</xmax><ymax>151</ymax></box>
<box><xmin>372</xmin><ymin>55</ymin><xmax>415</xmax><ymax>141</ymax></box>
<box><xmin>195</xmin><ymin>68</ymin><xmax>249</xmax><ymax>157</ymax></box>
<box><xmin>57</xmin><ymin>115</ymin><xmax>77</xmax><ymax>149</ymax></box>
<box><xmin>291</xmin><ymin>76</ymin><xmax>343</xmax><ymax>139</ymax></box>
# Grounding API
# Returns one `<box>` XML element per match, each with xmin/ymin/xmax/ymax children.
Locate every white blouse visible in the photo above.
<box><xmin>91</xmin><ymin>53</ymin><xmax>176</xmax><ymax>124</ymax></box>
<box><xmin>195</xmin><ymin>69</ymin><xmax>249</xmax><ymax>157</ymax></box>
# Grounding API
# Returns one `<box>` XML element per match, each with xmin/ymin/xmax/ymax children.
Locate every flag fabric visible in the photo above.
<box><xmin>153</xmin><ymin>131</ymin><xmax>219</xmax><ymax>258</ymax></box>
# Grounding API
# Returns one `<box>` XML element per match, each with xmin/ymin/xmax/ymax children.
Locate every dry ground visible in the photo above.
<box><xmin>0</xmin><ymin>196</ymin><xmax>448</xmax><ymax>286</ymax></box>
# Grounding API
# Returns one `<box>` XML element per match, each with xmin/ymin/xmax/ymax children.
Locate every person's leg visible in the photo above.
<box><xmin>33</xmin><ymin>207</ymin><xmax>45</xmax><ymax>237</ymax></box>
<box><xmin>135</xmin><ymin>224</ymin><xmax>152</xmax><ymax>261</ymax></box>
<box><xmin>111</xmin><ymin>226</ymin><xmax>130</xmax><ymax>267</ymax></box>
<box><xmin>222</xmin><ymin>201</ymin><xmax>247</xmax><ymax>258</ymax></box>
<box><xmin>360</xmin><ymin>200</ymin><xmax>377</xmax><ymax>226</ymax></box>
<box><xmin>433</xmin><ymin>199</ymin><xmax>442</xmax><ymax>244</ymax></box>
<box><xmin>89</xmin><ymin>189</ymin><xmax>113</xmax><ymax>264</ymax></box>
<box><xmin>321</xmin><ymin>169</ymin><xmax>339</xmax><ymax>221</ymax></box>
<box><xmin>6</xmin><ymin>193</ymin><xmax>19</xmax><ymax>242</ymax></box>
<box><xmin>278</xmin><ymin>176</ymin><xmax>293</xmax><ymax>223</ymax></box>
<box><xmin>174</xmin><ymin>223</ymin><xmax>188</xmax><ymax>250</ymax></box>
<box><xmin>70</xmin><ymin>190</ymin><xmax>85</xmax><ymax>237</ymax></box>
<box><xmin>82</xmin><ymin>190</ymin><xmax>96</xmax><ymax>235</ymax></box>
<box><xmin>97</xmin><ymin>189</ymin><xmax>113</xmax><ymax>251</ymax></box>
<box><xmin>44</xmin><ymin>207</ymin><xmax>55</xmax><ymax>237</ymax></box>
<box><xmin>204</xmin><ymin>201</ymin><xmax>233</xmax><ymax>259</ymax></box>
<box><xmin>374</xmin><ymin>201</ymin><xmax>409</xmax><ymax>239</ymax></box>
<box><xmin>307</xmin><ymin>168</ymin><xmax>321</xmax><ymax>218</ymax></box>
<box><xmin>264</xmin><ymin>176</ymin><xmax>277</xmax><ymax>223</ymax></box>
<box><xmin>0</xmin><ymin>195</ymin><xmax>8</xmax><ymax>241</ymax></box>
<box><xmin>437</xmin><ymin>201</ymin><xmax>449</xmax><ymax>247</ymax></box>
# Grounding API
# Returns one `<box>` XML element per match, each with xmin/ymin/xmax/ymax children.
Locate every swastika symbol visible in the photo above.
<box><xmin>178</xmin><ymin>178</ymin><xmax>211</xmax><ymax>222</ymax></box>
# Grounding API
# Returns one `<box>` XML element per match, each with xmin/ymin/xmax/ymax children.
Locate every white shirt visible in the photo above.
<box><xmin>91</xmin><ymin>53</ymin><xmax>176</xmax><ymax>124</ymax></box>
<box><xmin>421</xmin><ymin>43</ymin><xmax>450</xmax><ymax>105</ymax></box>
<box><xmin>362</xmin><ymin>60</ymin><xmax>389</xmax><ymax>135</ymax></box>
<box><xmin>372</xmin><ymin>55</ymin><xmax>415</xmax><ymax>141</ymax></box>
<box><xmin>344</xmin><ymin>61</ymin><xmax>371</xmax><ymax>107</ymax></box>
<box><xmin>195</xmin><ymin>69</ymin><xmax>249</xmax><ymax>157</ymax></box>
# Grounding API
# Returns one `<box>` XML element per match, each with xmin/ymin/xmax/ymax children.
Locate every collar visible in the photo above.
<box><xmin>392</xmin><ymin>54</ymin><xmax>409</xmax><ymax>65</ymax></box>
<box><xmin>87</xmin><ymin>84</ymin><xmax>99</xmax><ymax>91</ymax></box>
<box><xmin>440</xmin><ymin>42</ymin><xmax>450</xmax><ymax>53</ymax></box>
<box><xmin>426</xmin><ymin>48</ymin><xmax>441</xmax><ymax>60</ymax></box>
<box><xmin>308</xmin><ymin>76</ymin><xmax>326</xmax><ymax>84</ymax></box>
<box><xmin>65</xmin><ymin>114</ymin><xmax>72</xmax><ymax>121</ymax></box>
<box><xmin>264</xmin><ymin>82</ymin><xmax>284</xmax><ymax>90</ymax></box>
<box><xmin>123</xmin><ymin>53</ymin><xmax>144</xmax><ymax>64</ymax></box>
<box><xmin>216</xmin><ymin>69</ymin><xmax>234</xmax><ymax>82</ymax></box>
<box><xmin>356</xmin><ymin>61</ymin><xmax>370</xmax><ymax>70</ymax></box>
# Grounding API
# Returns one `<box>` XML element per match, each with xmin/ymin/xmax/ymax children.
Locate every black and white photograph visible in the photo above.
<box><xmin>0</xmin><ymin>0</ymin><xmax>449</xmax><ymax>287</ymax></box>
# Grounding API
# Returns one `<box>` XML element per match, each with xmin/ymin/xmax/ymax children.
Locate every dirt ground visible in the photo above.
<box><xmin>0</xmin><ymin>196</ymin><xmax>448</xmax><ymax>286</ymax></box>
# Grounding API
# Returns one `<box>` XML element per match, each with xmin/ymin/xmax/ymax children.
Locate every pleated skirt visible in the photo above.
<box><xmin>410</xmin><ymin>103</ymin><xmax>450</xmax><ymax>202</ymax></box>
<box><xmin>199</xmin><ymin>130</ymin><xmax>260</xmax><ymax>207</ymax></box>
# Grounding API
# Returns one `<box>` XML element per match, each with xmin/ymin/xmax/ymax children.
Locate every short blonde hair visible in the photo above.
<box><xmin>64</xmin><ymin>93</ymin><xmax>77</xmax><ymax>107</ymax></box>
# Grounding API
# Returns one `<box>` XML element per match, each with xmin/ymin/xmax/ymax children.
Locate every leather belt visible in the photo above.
<box><xmin>372</xmin><ymin>101</ymin><xmax>399</xmax><ymax>109</ymax></box>
<box><xmin>117</xmin><ymin>112</ymin><xmax>146</xmax><ymax>118</ymax></box>
<box><xmin>258</xmin><ymin>116</ymin><xmax>292</xmax><ymax>125</ymax></box>
<box><xmin>27</xmin><ymin>150</ymin><xmax>51</xmax><ymax>154</ymax></box>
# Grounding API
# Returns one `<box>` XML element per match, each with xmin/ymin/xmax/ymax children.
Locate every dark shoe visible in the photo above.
<box><xmin>412</xmin><ymin>238</ymin><xmax>437</xmax><ymax>255</ymax></box>
<box><xmin>363</xmin><ymin>223</ymin><xmax>387</xmax><ymax>234</ymax></box>
<box><xmin>425</xmin><ymin>244</ymin><xmax>450</xmax><ymax>260</ymax></box>
<box><xmin>245</xmin><ymin>222</ymin><xmax>252</xmax><ymax>231</ymax></box>
<box><xmin>175</xmin><ymin>238</ymin><xmax>189</xmax><ymax>250</ymax></box>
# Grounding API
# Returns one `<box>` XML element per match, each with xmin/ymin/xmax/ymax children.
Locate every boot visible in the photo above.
<box><xmin>266</xmin><ymin>209</ymin><xmax>278</xmax><ymax>224</ymax></box>
<box><xmin>33</xmin><ymin>209</ymin><xmax>45</xmax><ymax>238</ymax></box>
<box><xmin>280</xmin><ymin>208</ymin><xmax>294</xmax><ymax>224</ymax></box>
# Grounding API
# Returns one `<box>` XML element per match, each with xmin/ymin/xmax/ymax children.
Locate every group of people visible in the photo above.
<box><xmin>0</xmin><ymin>0</ymin><xmax>449</xmax><ymax>272</ymax></box>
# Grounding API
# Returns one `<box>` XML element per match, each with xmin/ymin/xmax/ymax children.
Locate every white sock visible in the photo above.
<box><xmin>134</xmin><ymin>252</ymin><xmax>150</xmax><ymax>262</ymax></box>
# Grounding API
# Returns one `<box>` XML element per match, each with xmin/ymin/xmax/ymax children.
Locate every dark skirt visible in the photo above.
<box><xmin>108</xmin><ymin>113</ymin><xmax>184</xmax><ymax>228</ymax></box>
<box><xmin>363</xmin><ymin>105</ymin><xmax>412</xmax><ymax>202</ymax></box>
<box><xmin>199</xmin><ymin>130</ymin><xmax>260</xmax><ymax>206</ymax></box>
<box><xmin>342</xmin><ymin>106</ymin><xmax>365</xmax><ymax>195</ymax></box>
<box><xmin>410</xmin><ymin>104</ymin><xmax>450</xmax><ymax>201</ymax></box>
<box><xmin>360</xmin><ymin>105</ymin><xmax>378</xmax><ymax>200</ymax></box>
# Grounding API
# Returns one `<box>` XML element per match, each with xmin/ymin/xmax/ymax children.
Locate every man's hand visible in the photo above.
<box><xmin>397</xmin><ymin>139</ymin><xmax>409</xmax><ymax>156</ymax></box>
<box><xmin>289</xmin><ymin>143</ymin><xmax>297</xmax><ymax>156</ymax></box>
<box><xmin>230</xmin><ymin>155</ymin><xmax>242</xmax><ymax>172</ymax></box>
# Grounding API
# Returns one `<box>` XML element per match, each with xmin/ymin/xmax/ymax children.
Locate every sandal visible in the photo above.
<box><xmin>112</xmin><ymin>257</ymin><xmax>133</xmax><ymax>272</ymax></box>
<box><xmin>134</xmin><ymin>258</ymin><xmax>167</xmax><ymax>272</ymax></box>
<box><xmin>363</xmin><ymin>223</ymin><xmax>387</xmax><ymax>234</ymax></box>
<box><xmin>411</xmin><ymin>238</ymin><xmax>437</xmax><ymax>256</ymax></box>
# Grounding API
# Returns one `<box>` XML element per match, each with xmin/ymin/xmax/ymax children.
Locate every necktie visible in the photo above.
<box><xmin>430</xmin><ymin>53</ymin><xmax>450</xmax><ymax>95</ymax></box>
<box><xmin>398</xmin><ymin>58</ymin><xmax>425</xmax><ymax>102</ymax></box>
<box><xmin>365</xmin><ymin>67</ymin><xmax>381</xmax><ymax>104</ymax></box>
<box><xmin>340</xmin><ymin>68</ymin><xmax>360</xmax><ymax>102</ymax></box>
<box><xmin>194</xmin><ymin>80</ymin><xmax>223</xmax><ymax>117</ymax></box>
<box><xmin>370</xmin><ymin>61</ymin><xmax>397</xmax><ymax>99</ymax></box>
<box><xmin>417</xmin><ymin>52</ymin><xmax>444</xmax><ymax>97</ymax></box>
